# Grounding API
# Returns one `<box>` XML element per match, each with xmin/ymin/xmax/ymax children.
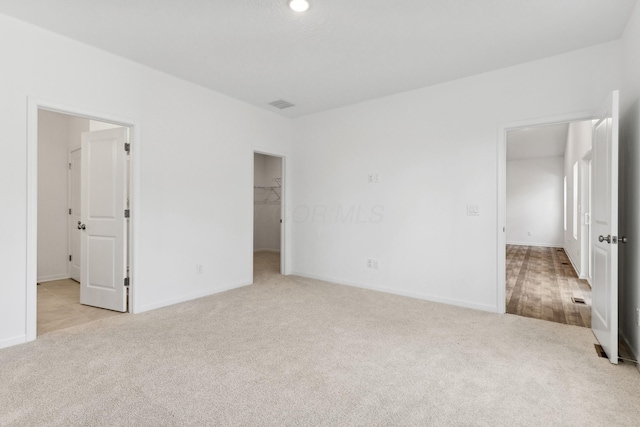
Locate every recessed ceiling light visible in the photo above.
<box><xmin>289</xmin><ymin>0</ymin><xmax>310</xmax><ymax>13</ymax></box>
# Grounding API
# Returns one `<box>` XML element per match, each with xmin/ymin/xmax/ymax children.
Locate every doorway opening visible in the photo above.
<box><xmin>31</xmin><ymin>106</ymin><xmax>133</xmax><ymax>338</ymax></box>
<box><xmin>499</xmin><ymin>93</ymin><xmax>626</xmax><ymax>364</ymax></box>
<box><xmin>253</xmin><ymin>152</ymin><xmax>284</xmax><ymax>279</ymax></box>
<box><xmin>502</xmin><ymin>118</ymin><xmax>594</xmax><ymax>327</ymax></box>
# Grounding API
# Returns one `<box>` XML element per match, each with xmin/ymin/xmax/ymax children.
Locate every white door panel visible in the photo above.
<box><xmin>591</xmin><ymin>90</ymin><xmax>619</xmax><ymax>364</ymax></box>
<box><xmin>80</xmin><ymin>127</ymin><xmax>128</xmax><ymax>312</ymax></box>
<box><xmin>592</xmin><ymin>247</ymin><xmax>608</xmax><ymax>323</ymax></box>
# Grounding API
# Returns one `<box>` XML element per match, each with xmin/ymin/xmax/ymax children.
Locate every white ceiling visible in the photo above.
<box><xmin>506</xmin><ymin>123</ymin><xmax>570</xmax><ymax>161</ymax></box>
<box><xmin>0</xmin><ymin>0</ymin><xmax>636</xmax><ymax>117</ymax></box>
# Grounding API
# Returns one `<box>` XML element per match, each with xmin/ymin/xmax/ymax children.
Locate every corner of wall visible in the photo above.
<box><xmin>619</xmin><ymin>0</ymin><xmax>640</xmax><ymax>362</ymax></box>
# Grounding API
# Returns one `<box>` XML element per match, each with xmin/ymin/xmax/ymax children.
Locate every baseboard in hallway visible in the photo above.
<box><xmin>37</xmin><ymin>273</ymin><xmax>70</xmax><ymax>283</ymax></box>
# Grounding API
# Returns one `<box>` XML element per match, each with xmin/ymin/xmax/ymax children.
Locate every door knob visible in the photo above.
<box><xmin>77</xmin><ymin>221</ymin><xmax>86</xmax><ymax>230</ymax></box>
<box><xmin>620</xmin><ymin>236</ymin><xmax>628</xmax><ymax>244</ymax></box>
<box><xmin>598</xmin><ymin>235</ymin><xmax>611</xmax><ymax>243</ymax></box>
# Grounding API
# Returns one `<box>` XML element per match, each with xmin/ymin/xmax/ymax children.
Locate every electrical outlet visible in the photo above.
<box><xmin>367</xmin><ymin>259</ymin><xmax>379</xmax><ymax>270</ymax></box>
<box><xmin>196</xmin><ymin>264</ymin><xmax>203</xmax><ymax>274</ymax></box>
<box><xmin>368</xmin><ymin>174</ymin><xmax>380</xmax><ymax>183</ymax></box>
<box><xmin>527</xmin><ymin>231</ymin><xmax>532</xmax><ymax>236</ymax></box>
<box><xmin>466</xmin><ymin>205</ymin><xmax>479</xmax><ymax>216</ymax></box>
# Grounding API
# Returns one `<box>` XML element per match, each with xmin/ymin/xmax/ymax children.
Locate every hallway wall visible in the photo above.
<box><xmin>37</xmin><ymin>110</ymin><xmax>72</xmax><ymax>282</ymax></box>
<box><xmin>563</xmin><ymin>120</ymin><xmax>593</xmax><ymax>277</ymax></box>
<box><xmin>619</xmin><ymin>0</ymin><xmax>640</xmax><ymax>365</ymax></box>
<box><xmin>506</xmin><ymin>156</ymin><xmax>564</xmax><ymax>247</ymax></box>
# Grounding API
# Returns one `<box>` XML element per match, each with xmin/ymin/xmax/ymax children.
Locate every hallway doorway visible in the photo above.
<box><xmin>504</xmin><ymin>119</ymin><xmax>593</xmax><ymax>327</ymax></box>
<box><xmin>35</xmin><ymin>109</ymin><xmax>130</xmax><ymax>336</ymax></box>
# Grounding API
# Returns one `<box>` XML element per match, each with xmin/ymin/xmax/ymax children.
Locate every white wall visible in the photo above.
<box><xmin>68</xmin><ymin>116</ymin><xmax>90</xmax><ymax>152</ymax></box>
<box><xmin>619</xmin><ymin>0</ymin><xmax>640</xmax><ymax>364</ymax></box>
<box><xmin>563</xmin><ymin>120</ymin><xmax>593</xmax><ymax>276</ymax></box>
<box><xmin>290</xmin><ymin>41</ymin><xmax>621</xmax><ymax>312</ymax></box>
<box><xmin>36</xmin><ymin>112</ymin><xmax>93</xmax><ymax>283</ymax></box>
<box><xmin>254</xmin><ymin>154</ymin><xmax>282</xmax><ymax>252</ymax></box>
<box><xmin>0</xmin><ymin>14</ymin><xmax>292</xmax><ymax>348</ymax></box>
<box><xmin>37</xmin><ymin>110</ymin><xmax>71</xmax><ymax>282</ymax></box>
<box><xmin>506</xmin><ymin>157</ymin><xmax>564</xmax><ymax>247</ymax></box>
<box><xmin>36</xmin><ymin>112</ymin><xmax>94</xmax><ymax>283</ymax></box>
<box><xmin>89</xmin><ymin>120</ymin><xmax>121</xmax><ymax>132</ymax></box>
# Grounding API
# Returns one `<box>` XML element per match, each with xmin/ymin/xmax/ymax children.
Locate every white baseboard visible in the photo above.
<box><xmin>0</xmin><ymin>334</ymin><xmax>27</xmax><ymax>350</ymax></box>
<box><xmin>137</xmin><ymin>281</ymin><xmax>252</xmax><ymax>313</ymax></box>
<box><xmin>290</xmin><ymin>271</ymin><xmax>497</xmax><ymax>313</ymax></box>
<box><xmin>253</xmin><ymin>248</ymin><xmax>280</xmax><ymax>253</ymax></box>
<box><xmin>564</xmin><ymin>251</ymin><xmax>582</xmax><ymax>277</ymax></box>
<box><xmin>506</xmin><ymin>241</ymin><xmax>563</xmax><ymax>248</ymax></box>
<box><xmin>37</xmin><ymin>273</ymin><xmax>69</xmax><ymax>283</ymax></box>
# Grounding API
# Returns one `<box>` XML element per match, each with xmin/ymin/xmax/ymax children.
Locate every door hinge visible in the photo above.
<box><xmin>124</xmin><ymin>142</ymin><xmax>130</xmax><ymax>153</ymax></box>
<box><xmin>124</xmin><ymin>277</ymin><xmax>130</xmax><ymax>287</ymax></box>
<box><xmin>69</xmin><ymin>208</ymin><xmax>72</xmax><ymax>215</ymax></box>
<box><xmin>69</xmin><ymin>163</ymin><xmax>72</xmax><ymax>170</ymax></box>
<box><xmin>124</xmin><ymin>209</ymin><xmax>130</xmax><ymax>218</ymax></box>
<box><xmin>69</xmin><ymin>255</ymin><xmax>72</xmax><ymax>262</ymax></box>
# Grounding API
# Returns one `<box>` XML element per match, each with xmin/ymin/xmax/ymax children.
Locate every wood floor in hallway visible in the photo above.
<box><xmin>506</xmin><ymin>245</ymin><xmax>591</xmax><ymax>327</ymax></box>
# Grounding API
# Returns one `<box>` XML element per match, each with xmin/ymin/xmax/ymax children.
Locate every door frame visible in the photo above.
<box><xmin>252</xmin><ymin>149</ymin><xmax>287</xmax><ymax>276</ymax></box>
<box><xmin>496</xmin><ymin>111</ymin><xmax>593</xmax><ymax>314</ymax></box>
<box><xmin>26</xmin><ymin>97</ymin><xmax>141</xmax><ymax>342</ymax></box>
<box><xmin>68</xmin><ymin>147</ymin><xmax>82</xmax><ymax>282</ymax></box>
<box><xmin>580</xmin><ymin>151</ymin><xmax>593</xmax><ymax>285</ymax></box>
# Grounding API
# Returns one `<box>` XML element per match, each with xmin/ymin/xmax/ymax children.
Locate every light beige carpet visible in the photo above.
<box><xmin>1</xmin><ymin>252</ymin><xmax>639</xmax><ymax>426</ymax></box>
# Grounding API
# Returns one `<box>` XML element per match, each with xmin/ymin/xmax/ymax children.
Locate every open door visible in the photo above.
<box><xmin>591</xmin><ymin>90</ymin><xmax>619</xmax><ymax>364</ymax></box>
<box><xmin>79</xmin><ymin>127</ymin><xmax>128</xmax><ymax>312</ymax></box>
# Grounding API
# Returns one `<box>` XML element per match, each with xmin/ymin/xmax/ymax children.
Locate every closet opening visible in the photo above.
<box><xmin>253</xmin><ymin>152</ymin><xmax>284</xmax><ymax>278</ymax></box>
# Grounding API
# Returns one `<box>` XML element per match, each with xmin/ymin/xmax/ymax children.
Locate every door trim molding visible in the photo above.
<box><xmin>68</xmin><ymin>147</ymin><xmax>81</xmax><ymax>282</ymax></box>
<box><xmin>26</xmin><ymin>97</ymin><xmax>141</xmax><ymax>342</ymax></box>
<box><xmin>496</xmin><ymin>111</ymin><xmax>593</xmax><ymax>314</ymax></box>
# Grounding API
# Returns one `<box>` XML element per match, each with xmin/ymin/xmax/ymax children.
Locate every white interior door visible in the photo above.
<box><xmin>80</xmin><ymin>127</ymin><xmax>128</xmax><ymax>312</ymax></box>
<box><xmin>591</xmin><ymin>90</ymin><xmax>619</xmax><ymax>364</ymax></box>
<box><xmin>69</xmin><ymin>148</ymin><xmax>81</xmax><ymax>282</ymax></box>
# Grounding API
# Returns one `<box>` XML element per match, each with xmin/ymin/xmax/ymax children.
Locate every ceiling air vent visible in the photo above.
<box><xmin>269</xmin><ymin>99</ymin><xmax>295</xmax><ymax>109</ymax></box>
